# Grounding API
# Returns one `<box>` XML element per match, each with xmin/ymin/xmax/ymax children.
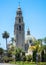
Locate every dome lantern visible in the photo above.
<box><xmin>27</xmin><ymin>28</ymin><xmax>30</xmax><ymax>35</ymax></box>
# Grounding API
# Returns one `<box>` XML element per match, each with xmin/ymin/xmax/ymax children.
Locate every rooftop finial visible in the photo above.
<box><xmin>19</xmin><ymin>1</ymin><xmax>20</xmax><ymax>6</ymax></box>
<box><xmin>18</xmin><ymin>1</ymin><xmax>21</xmax><ymax>8</ymax></box>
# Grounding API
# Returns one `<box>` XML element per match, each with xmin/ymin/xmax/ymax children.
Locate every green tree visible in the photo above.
<box><xmin>0</xmin><ymin>48</ymin><xmax>4</xmax><ymax>56</ymax></box>
<box><xmin>33</xmin><ymin>50</ymin><xmax>37</xmax><ymax>62</ymax></box>
<box><xmin>34</xmin><ymin>40</ymin><xmax>42</xmax><ymax>52</ymax></box>
<box><xmin>7</xmin><ymin>45</ymin><xmax>15</xmax><ymax>56</ymax></box>
<box><xmin>26</xmin><ymin>55</ymin><xmax>32</xmax><ymax>61</ymax></box>
<box><xmin>2</xmin><ymin>56</ymin><xmax>9</xmax><ymax>62</ymax></box>
<box><xmin>11</xmin><ymin>37</ymin><xmax>14</xmax><ymax>45</ymax></box>
<box><xmin>43</xmin><ymin>45</ymin><xmax>46</xmax><ymax>62</ymax></box>
<box><xmin>41</xmin><ymin>50</ymin><xmax>44</xmax><ymax>62</ymax></box>
<box><xmin>0</xmin><ymin>48</ymin><xmax>4</xmax><ymax>62</ymax></box>
<box><xmin>15</xmin><ymin>48</ymin><xmax>22</xmax><ymax>61</ymax></box>
<box><xmin>7</xmin><ymin>50</ymin><xmax>12</xmax><ymax>57</ymax></box>
<box><xmin>22</xmin><ymin>51</ymin><xmax>25</xmax><ymax>56</ymax></box>
<box><xmin>21</xmin><ymin>51</ymin><xmax>26</xmax><ymax>61</ymax></box>
<box><xmin>38</xmin><ymin>39</ymin><xmax>42</xmax><ymax>46</ymax></box>
<box><xmin>44</xmin><ymin>37</ymin><xmax>46</xmax><ymax>44</ymax></box>
<box><xmin>44</xmin><ymin>53</ymin><xmax>46</xmax><ymax>62</ymax></box>
<box><xmin>2</xmin><ymin>31</ymin><xmax>9</xmax><ymax>50</ymax></box>
<box><xmin>2</xmin><ymin>56</ymin><xmax>13</xmax><ymax>62</ymax></box>
<box><xmin>22</xmin><ymin>56</ymin><xmax>26</xmax><ymax>61</ymax></box>
<box><xmin>34</xmin><ymin>40</ymin><xmax>43</xmax><ymax>62</ymax></box>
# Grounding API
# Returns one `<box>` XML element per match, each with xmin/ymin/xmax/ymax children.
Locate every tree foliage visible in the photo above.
<box><xmin>26</xmin><ymin>55</ymin><xmax>32</xmax><ymax>61</ymax></box>
<box><xmin>2</xmin><ymin>31</ymin><xmax>9</xmax><ymax>39</ymax></box>
<box><xmin>44</xmin><ymin>37</ymin><xmax>46</xmax><ymax>44</ymax></box>
<box><xmin>33</xmin><ymin>50</ymin><xmax>37</xmax><ymax>62</ymax></box>
<box><xmin>0</xmin><ymin>48</ymin><xmax>4</xmax><ymax>55</ymax></box>
<box><xmin>15</xmin><ymin>48</ymin><xmax>22</xmax><ymax>61</ymax></box>
<box><xmin>2</xmin><ymin>31</ymin><xmax>9</xmax><ymax>50</ymax></box>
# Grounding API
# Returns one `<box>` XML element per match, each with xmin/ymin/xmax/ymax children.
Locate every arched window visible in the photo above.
<box><xmin>29</xmin><ymin>40</ymin><xmax>32</xmax><ymax>43</ymax></box>
<box><xmin>19</xmin><ymin>25</ymin><xmax>21</xmax><ymax>31</ymax></box>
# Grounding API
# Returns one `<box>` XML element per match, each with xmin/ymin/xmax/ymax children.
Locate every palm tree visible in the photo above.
<box><xmin>2</xmin><ymin>31</ymin><xmax>9</xmax><ymax>50</ymax></box>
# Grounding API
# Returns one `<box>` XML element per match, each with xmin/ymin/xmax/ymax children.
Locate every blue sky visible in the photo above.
<box><xmin>0</xmin><ymin>0</ymin><xmax>46</xmax><ymax>49</ymax></box>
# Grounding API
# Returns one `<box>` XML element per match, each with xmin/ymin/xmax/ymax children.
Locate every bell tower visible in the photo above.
<box><xmin>14</xmin><ymin>5</ymin><xmax>25</xmax><ymax>50</ymax></box>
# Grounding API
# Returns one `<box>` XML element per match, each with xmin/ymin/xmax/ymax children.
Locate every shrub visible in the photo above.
<box><xmin>22</xmin><ymin>56</ymin><xmax>26</xmax><ymax>61</ymax></box>
<box><xmin>2</xmin><ymin>56</ymin><xmax>14</xmax><ymax>62</ymax></box>
<box><xmin>2</xmin><ymin>56</ymin><xmax>9</xmax><ymax>62</ymax></box>
<box><xmin>33</xmin><ymin>50</ymin><xmax>37</xmax><ymax>62</ymax></box>
<box><xmin>26</xmin><ymin>55</ymin><xmax>32</xmax><ymax>61</ymax></box>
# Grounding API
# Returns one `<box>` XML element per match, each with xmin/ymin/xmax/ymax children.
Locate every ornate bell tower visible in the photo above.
<box><xmin>14</xmin><ymin>5</ymin><xmax>25</xmax><ymax>50</ymax></box>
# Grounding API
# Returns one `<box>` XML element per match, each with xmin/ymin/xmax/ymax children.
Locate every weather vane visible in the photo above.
<box><xmin>19</xmin><ymin>1</ymin><xmax>20</xmax><ymax>6</ymax></box>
